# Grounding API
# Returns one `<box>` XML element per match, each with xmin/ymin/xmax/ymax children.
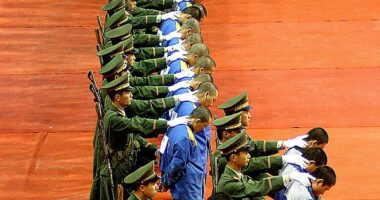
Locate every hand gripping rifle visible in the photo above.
<box><xmin>211</xmin><ymin>115</ymin><xmax>219</xmax><ymax>194</ymax></box>
<box><xmin>88</xmin><ymin>70</ymin><xmax>117</xmax><ymax>200</ymax></box>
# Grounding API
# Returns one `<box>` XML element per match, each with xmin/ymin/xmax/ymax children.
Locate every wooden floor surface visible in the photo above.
<box><xmin>0</xmin><ymin>0</ymin><xmax>379</xmax><ymax>199</ymax></box>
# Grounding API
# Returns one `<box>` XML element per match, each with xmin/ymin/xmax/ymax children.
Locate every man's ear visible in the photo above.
<box><xmin>309</xmin><ymin>160</ymin><xmax>316</xmax><ymax>166</ymax></box>
<box><xmin>115</xmin><ymin>93</ymin><xmax>121</xmax><ymax>101</ymax></box>
<box><xmin>186</xmin><ymin>29</ymin><xmax>192</xmax><ymax>36</ymax></box>
<box><xmin>309</xmin><ymin>140</ymin><xmax>317</xmax><ymax>147</ymax></box>
<box><xmin>194</xmin><ymin>53</ymin><xmax>199</xmax><ymax>60</ymax></box>
<box><xmin>139</xmin><ymin>185</ymin><xmax>144</xmax><ymax>191</ymax></box>
<box><xmin>316</xmin><ymin>179</ymin><xmax>324</xmax><ymax>186</ymax></box>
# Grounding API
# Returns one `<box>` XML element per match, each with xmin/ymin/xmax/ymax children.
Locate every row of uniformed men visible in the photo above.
<box><xmin>89</xmin><ymin>0</ymin><xmax>337</xmax><ymax>199</ymax></box>
<box><xmin>90</xmin><ymin>0</ymin><xmax>211</xmax><ymax>199</ymax></box>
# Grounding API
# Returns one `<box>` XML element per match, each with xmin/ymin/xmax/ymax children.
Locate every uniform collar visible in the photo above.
<box><xmin>226</xmin><ymin>165</ymin><xmax>243</xmax><ymax>180</ymax></box>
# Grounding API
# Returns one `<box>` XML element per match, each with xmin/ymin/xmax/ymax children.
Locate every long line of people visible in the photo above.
<box><xmin>88</xmin><ymin>0</ymin><xmax>336</xmax><ymax>199</ymax></box>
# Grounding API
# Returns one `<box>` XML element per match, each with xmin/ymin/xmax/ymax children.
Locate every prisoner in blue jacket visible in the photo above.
<box><xmin>160</xmin><ymin>106</ymin><xmax>212</xmax><ymax>200</ymax></box>
<box><xmin>275</xmin><ymin>166</ymin><xmax>336</xmax><ymax>200</ymax></box>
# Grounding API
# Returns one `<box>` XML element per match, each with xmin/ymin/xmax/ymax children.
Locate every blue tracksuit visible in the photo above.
<box><xmin>167</xmin><ymin>58</ymin><xmax>189</xmax><ymax>75</ymax></box>
<box><xmin>160</xmin><ymin>124</ymin><xmax>205</xmax><ymax>200</ymax></box>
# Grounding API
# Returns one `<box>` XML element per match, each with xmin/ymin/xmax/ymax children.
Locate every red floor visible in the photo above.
<box><xmin>0</xmin><ymin>0</ymin><xmax>380</xmax><ymax>199</ymax></box>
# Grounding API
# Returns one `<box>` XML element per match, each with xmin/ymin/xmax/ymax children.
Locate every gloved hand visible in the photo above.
<box><xmin>283</xmin><ymin>135</ymin><xmax>308</xmax><ymax>148</ymax></box>
<box><xmin>287</xmin><ymin>171</ymin><xmax>316</xmax><ymax>187</ymax></box>
<box><xmin>282</xmin><ymin>155</ymin><xmax>309</xmax><ymax>169</ymax></box>
<box><xmin>166</xmin><ymin>51</ymin><xmax>186</xmax><ymax>63</ymax></box>
<box><xmin>167</xmin><ymin>43</ymin><xmax>186</xmax><ymax>53</ymax></box>
<box><xmin>174</xmin><ymin>91</ymin><xmax>198</xmax><ymax>103</ymax></box>
<box><xmin>168</xmin><ymin>81</ymin><xmax>190</xmax><ymax>92</ymax></box>
<box><xmin>174</xmin><ymin>0</ymin><xmax>185</xmax><ymax>3</ymax></box>
<box><xmin>174</xmin><ymin>69</ymin><xmax>195</xmax><ymax>79</ymax></box>
<box><xmin>161</xmin><ymin>11</ymin><xmax>179</xmax><ymax>21</ymax></box>
<box><xmin>162</xmin><ymin>31</ymin><xmax>182</xmax><ymax>41</ymax></box>
<box><xmin>167</xmin><ymin>116</ymin><xmax>189</xmax><ymax>127</ymax></box>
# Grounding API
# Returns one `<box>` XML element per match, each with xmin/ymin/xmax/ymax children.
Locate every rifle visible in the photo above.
<box><xmin>88</xmin><ymin>70</ymin><xmax>117</xmax><ymax>200</ymax></box>
<box><xmin>96</xmin><ymin>44</ymin><xmax>105</xmax><ymax>67</ymax></box>
<box><xmin>97</xmin><ymin>16</ymin><xmax>104</xmax><ymax>44</ymax></box>
<box><xmin>211</xmin><ymin>115</ymin><xmax>219</xmax><ymax>194</ymax></box>
<box><xmin>95</xmin><ymin>28</ymin><xmax>102</xmax><ymax>47</ymax></box>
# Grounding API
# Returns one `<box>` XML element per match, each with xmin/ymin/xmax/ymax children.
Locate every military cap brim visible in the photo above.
<box><xmin>212</xmin><ymin>112</ymin><xmax>242</xmax><ymax>130</ymax></box>
<box><xmin>124</xmin><ymin>161</ymin><xmax>160</xmax><ymax>184</ymax></box>
<box><xmin>105</xmin><ymin>9</ymin><xmax>129</xmax><ymax>30</ymax></box>
<box><xmin>218</xmin><ymin>92</ymin><xmax>252</xmax><ymax>114</ymax></box>
<box><xmin>99</xmin><ymin>53</ymin><xmax>127</xmax><ymax>77</ymax></box>
<box><xmin>101</xmin><ymin>73</ymin><xmax>132</xmax><ymax>92</ymax></box>
<box><xmin>102</xmin><ymin>0</ymin><xmax>126</xmax><ymax>11</ymax></box>
<box><xmin>97</xmin><ymin>41</ymin><xmax>124</xmax><ymax>57</ymax></box>
<box><xmin>105</xmin><ymin>23</ymin><xmax>132</xmax><ymax>39</ymax></box>
<box><xmin>217</xmin><ymin>132</ymin><xmax>253</xmax><ymax>155</ymax></box>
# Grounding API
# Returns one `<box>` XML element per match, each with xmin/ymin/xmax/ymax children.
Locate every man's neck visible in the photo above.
<box><xmin>133</xmin><ymin>191</ymin><xmax>147</xmax><ymax>200</ymax></box>
<box><xmin>227</xmin><ymin>162</ymin><xmax>242</xmax><ymax>174</ymax></box>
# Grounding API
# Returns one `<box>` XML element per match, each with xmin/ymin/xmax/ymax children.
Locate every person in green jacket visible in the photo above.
<box><xmin>99</xmin><ymin>75</ymin><xmax>190</xmax><ymax>200</ymax></box>
<box><xmin>124</xmin><ymin>161</ymin><xmax>161</xmax><ymax>200</ymax></box>
<box><xmin>217</xmin><ymin>132</ymin><xmax>315</xmax><ymax>200</ymax></box>
<box><xmin>210</xmin><ymin>113</ymin><xmax>309</xmax><ymax>193</ymax></box>
<box><xmin>218</xmin><ymin>92</ymin><xmax>308</xmax><ymax>158</ymax></box>
<box><xmin>90</xmin><ymin>54</ymin><xmax>194</xmax><ymax>200</ymax></box>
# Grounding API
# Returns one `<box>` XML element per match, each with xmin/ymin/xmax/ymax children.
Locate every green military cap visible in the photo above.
<box><xmin>104</xmin><ymin>9</ymin><xmax>129</xmax><ymax>30</ymax></box>
<box><xmin>102</xmin><ymin>0</ymin><xmax>125</xmax><ymax>13</ymax></box>
<box><xmin>105</xmin><ymin>23</ymin><xmax>132</xmax><ymax>40</ymax></box>
<box><xmin>101</xmin><ymin>73</ymin><xmax>132</xmax><ymax>92</ymax></box>
<box><xmin>217</xmin><ymin>132</ymin><xmax>252</xmax><ymax>156</ymax></box>
<box><xmin>99</xmin><ymin>53</ymin><xmax>127</xmax><ymax>77</ymax></box>
<box><xmin>97</xmin><ymin>41</ymin><xmax>124</xmax><ymax>57</ymax></box>
<box><xmin>218</xmin><ymin>92</ymin><xmax>252</xmax><ymax>115</ymax></box>
<box><xmin>124</xmin><ymin>161</ymin><xmax>160</xmax><ymax>185</ymax></box>
<box><xmin>212</xmin><ymin>112</ymin><xmax>243</xmax><ymax>131</ymax></box>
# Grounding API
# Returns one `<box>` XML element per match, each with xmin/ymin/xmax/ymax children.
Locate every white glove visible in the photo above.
<box><xmin>174</xmin><ymin>0</ymin><xmax>185</xmax><ymax>3</ymax></box>
<box><xmin>282</xmin><ymin>155</ymin><xmax>309</xmax><ymax>169</ymax></box>
<box><xmin>162</xmin><ymin>31</ymin><xmax>182</xmax><ymax>41</ymax></box>
<box><xmin>168</xmin><ymin>81</ymin><xmax>190</xmax><ymax>92</ymax></box>
<box><xmin>167</xmin><ymin>116</ymin><xmax>189</xmax><ymax>127</ymax></box>
<box><xmin>174</xmin><ymin>69</ymin><xmax>195</xmax><ymax>79</ymax></box>
<box><xmin>288</xmin><ymin>171</ymin><xmax>316</xmax><ymax>187</ymax></box>
<box><xmin>167</xmin><ymin>52</ymin><xmax>186</xmax><ymax>63</ymax></box>
<box><xmin>161</xmin><ymin>12</ymin><xmax>179</xmax><ymax>21</ymax></box>
<box><xmin>167</xmin><ymin>43</ymin><xmax>186</xmax><ymax>53</ymax></box>
<box><xmin>175</xmin><ymin>91</ymin><xmax>198</xmax><ymax>103</ymax></box>
<box><xmin>283</xmin><ymin>135</ymin><xmax>308</xmax><ymax>148</ymax></box>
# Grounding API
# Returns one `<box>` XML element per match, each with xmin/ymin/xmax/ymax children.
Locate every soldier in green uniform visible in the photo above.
<box><xmin>216</xmin><ymin>132</ymin><xmax>315</xmax><ymax>199</ymax></box>
<box><xmin>90</xmin><ymin>53</ymin><xmax>194</xmax><ymax>200</ymax></box>
<box><xmin>124</xmin><ymin>161</ymin><xmax>161</xmax><ymax>200</ymax></box>
<box><xmin>218</xmin><ymin>92</ymin><xmax>309</xmax><ymax>157</ymax></box>
<box><xmin>210</xmin><ymin>113</ymin><xmax>309</xmax><ymax>195</ymax></box>
<box><xmin>98</xmin><ymin>75</ymin><xmax>190</xmax><ymax>200</ymax></box>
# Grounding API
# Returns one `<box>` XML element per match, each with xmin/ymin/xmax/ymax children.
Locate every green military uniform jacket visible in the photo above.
<box><xmin>132</xmin><ymin>86</ymin><xmax>169</xmax><ymax>99</ymax></box>
<box><xmin>211</xmin><ymin>150</ymin><xmax>283</xmax><ymax>183</ymax></box>
<box><xmin>103</xmin><ymin>94</ymin><xmax>176</xmax><ymax>118</ymax></box>
<box><xmin>137</xmin><ymin>0</ymin><xmax>174</xmax><ymax>10</ymax></box>
<box><xmin>130</xmin><ymin>74</ymin><xmax>175</xmax><ymax>86</ymax></box>
<box><xmin>136</xmin><ymin>47</ymin><xmax>165</xmax><ymax>60</ymax></box>
<box><xmin>131</xmin><ymin>7</ymin><xmax>162</xmax><ymax>17</ymax></box>
<box><xmin>99</xmin><ymin>104</ymin><xmax>167</xmax><ymax>200</ymax></box>
<box><xmin>130</xmin><ymin>57</ymin><xmax>167</xmax><ymax>77</ymax></box>
<box><xmin>244</xmin><ymin>130</ymin><xmax>280</xmax><ymax>157</ymax></box>
<box><xmin>128</xmin><ymin>15</ymin><xmax>160</xmax><ymax>29</ymax></box>
<box><xmin>133</xmin><ymin>34</ymin><xmax>161</xmax><ymax>47</ymax></box>
<box><xmin>217</xmin><ymin>166</ymin><xmax>284</xmax><ymax>200</ymax></box>
<box><xmin>127</xmin><ymin>192</ymin><xmax>140</xmax><ymax>200</ymax></box>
